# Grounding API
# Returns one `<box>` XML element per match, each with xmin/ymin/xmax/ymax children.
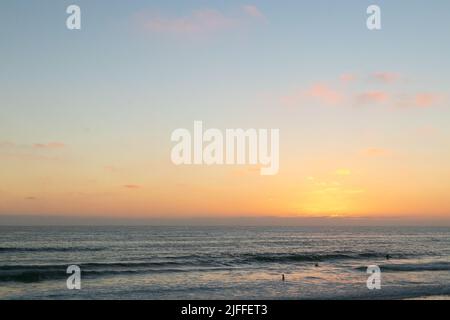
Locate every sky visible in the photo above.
<box><xmin>0</xmin><ymin>0</ymin><xmax>449</xmax><ymax>224</ymax></box>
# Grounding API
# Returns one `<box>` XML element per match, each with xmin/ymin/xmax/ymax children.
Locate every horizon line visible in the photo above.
<box><xmin>1</xmin><ymin>214</ymin><xmax>450</xmax><ymax>227</ymax></box>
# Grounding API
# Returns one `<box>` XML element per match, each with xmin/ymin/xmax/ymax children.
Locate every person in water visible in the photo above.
<box><xmin>386</xmin><ymin>254</ymin><xmax>391</xmax><ymax>260</ymax></box>
<box><xmin>282</xmin><ymin>274</ymin><xmax>285</xmax><ymax>281</ymax></box>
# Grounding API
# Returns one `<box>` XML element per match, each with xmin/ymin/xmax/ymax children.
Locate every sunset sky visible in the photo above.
<box><xmin>1</xmin><ymin>0</ymin><xmax>449</xmax><ymax>223</ymax></box>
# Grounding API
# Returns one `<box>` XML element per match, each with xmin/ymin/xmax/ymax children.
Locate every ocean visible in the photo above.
<box><xmin>0</xmin><ymin>226</ymin><xmax>449</xmax><ymax>300</ymax></box>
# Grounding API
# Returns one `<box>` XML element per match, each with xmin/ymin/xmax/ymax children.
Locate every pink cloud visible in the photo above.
<box><xmin>0</xmin><ymin>141</ymin><xmax>65</xmax><ymax>161</ymax></box>
<box><xmin>123</xmin><ymin>184</ymin><xmax>142</xmax><ymax>190</ymax></box>
<box><xmin>307</xmin><ymin>84</ymin><xmax>344</xmax><ymax>105</ymax></box>
<box><xmin>356</xmin><ymin>91</ymin><xmax>389</xmax><ymax>104</ymax></box>
<box><xmin>414</xmin><ymin>93</ymin><xmax>439</xmax><ymax>108</ymax></box>
<box><xmin>280</xmin><ymin>84</ymin><xmax>345</xmax><ymax>107</ymax></box>
<box><xmin>279</xmin><ymin>72</ymin><xmax>443</xmax><ymax>111</ymax></box>
<box><xmin>396</xmin><ymin>93</ymin><xmax>442</xmax><ymax>109</ymax></box>
<box><xmin>138</xmin><ymin>8</ymin><xmax>251</xmax><ymax>37</ymax></box>
<box><xmin>137</xmin><ymin>9</ymin><xmax>236</xmax><ymax>35</ymax></box>
<box><xmin>340</xmin><ymin>73</ymin><xmax>357</xmax><ymax>83</ymax></box>
<box><xmin>371</xmin><ymin>72</ymin><xmax>401</xmax><ymax>84</ymax></box>
<box><xmin>242</xmin><ymin>5</ymin><xmax>266</xmax><ymax>20</ymax></box>
<box><xmin>136</xmin><ymin>6</ymin><xmax>266</xmax><ymax>37</ymax></box>
<box><xmin>33</xmin><ymin>142</ymin><xmax>65</xmax><ymax>149</ymax></box>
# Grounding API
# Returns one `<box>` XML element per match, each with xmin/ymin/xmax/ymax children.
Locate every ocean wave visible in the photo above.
<box><xmin>0</xmin><ymin>247</ymin><xmax>105</xmax><ymax>253</ymax></box>
<box><xmin>355</xmin><ymin>261</ymin><xmax>450</xmax><ymax>272</ymax></box>
<box><xmin>0</xmin><ymin>251</ymin><xmax>414</xmax><ymax>283</ymax></box>
<box><xmin>241</xmin><ymin>252</ymin><xmax>407</xmax><ymax>263</ymax></box>
<box><xmin>0</xmin><ymin>261</ymin><xmax>187</xmax><ymax>272</ymax></box>
<box><xmin>0</xmin><ymin>262</ymin><xmax>235</xmax><ymax>283</ymax></box>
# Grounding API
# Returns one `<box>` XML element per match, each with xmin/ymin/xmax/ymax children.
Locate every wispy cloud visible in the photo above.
<box><xmin>370</xmin><ymin>72</ymin><xmax>401</xmax><ymax>84</ymax></box>
<box><xmin>123</xmin><ymin>184</ymin><xmax>142</xmax><ymax>190</ymax></box>
<box><xmin>396</xmin><ymin>93</ymin><xmax>442</xmax><ymax>108</ymax></box>
<box><xmin>136</xmin><ymin>6</ymin><xmax>265</xmax><ymax>37</ymax></box>
<box><xmin>137</xmin><ymin>9</ymin><xmax>235</xmax><ymax>35</ymax></box>
<box><xmin>340</xmin><ymin>73</ymin><xmax>357</xmax><ymax>84</ymax></box>
<box><xmin>242</xmin><ymin>5</ymin><xmax>266</xmax><ymax>20</ymax></box>
<box><xmin>413</xmin><ymin>93</ymin><xmax>440</xmax><ymax>108</ymax></box>
<box><xmin>0</xmin><ymin>141</ymin><xmax>16</xmax><ymax>148</ymax></box>
<box><xmin>356</xmin><ymin>91</ymin><xmax>389</xmax><ymax>105</ymax></box>
<box><xmin>33</xmin><ymin>142</ymin><xmax>65</xmax><ymax>149</ymax></box>
<box><xmin>308</xmin><ymin>84</ymin><xmax>344</xmax><ymax>105</ymax></box>
<box><xmin>0</xmin><ymin>141</ymin><xmax>66</xmax><ymax>161</ymax></box>
<box><xmin>1</xmin><ymin>141</ymin><xmax>66</xmax><ymax>150</ymax></box>
<box><xmin>280</xmin><ymin>84</ymin><xmax>345</xmax><ymax>107</ymax></box>
<box><xmin>280</xmin><ymin>72</ymin><xmax>443</xmax><ymax>111</ymax></box>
